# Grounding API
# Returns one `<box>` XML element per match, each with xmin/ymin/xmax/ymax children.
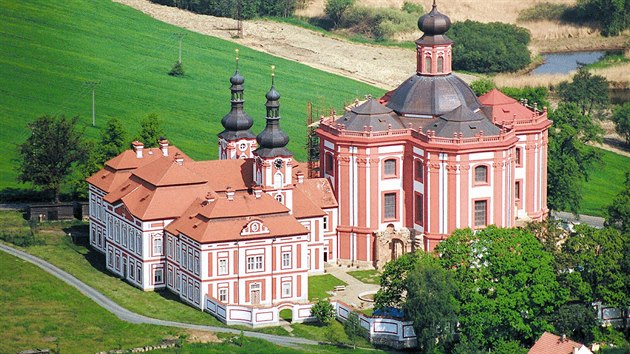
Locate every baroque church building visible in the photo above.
<box><xmin>86</xmin><ymin>3</ymin><xmax>549</xmax><ymax>325</ymax></box>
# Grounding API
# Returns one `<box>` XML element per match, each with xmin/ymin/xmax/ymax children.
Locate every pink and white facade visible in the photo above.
<box><xmin>316</xmin><ymin>3</ymin><xmax>550</xmax><ymax>262</ymax></box>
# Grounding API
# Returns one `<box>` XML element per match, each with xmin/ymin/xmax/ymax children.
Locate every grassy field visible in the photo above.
<box><xmin>0</xmin><ymin>251</ymin><xmax>183</xmax><ymax>353</ymax></box>
<box><xmin>309</xmin><ymin>274</ymin><xmax>347</xmax><ymax>301</ymax></box>
<box><xmin>0</xmin><ymin>0</ymin><xmax>382</xmax><ymax>189</ymax></box>
<box><xmin>347</xmin><ymin>269</ymin><xmax>381</xmax><ymax>285</ymax></box>
<box><xmin>580</xmin><ymin>148</ymin><xmax>630</xmax><ymax>217</ymax></box>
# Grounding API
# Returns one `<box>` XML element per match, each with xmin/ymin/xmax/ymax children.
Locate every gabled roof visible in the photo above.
<box><xmin>187</xmin><ymin>159</ymin><xmax>254</xmax><ymax>191</ymax></box>
<box><xmin>105</xmin><ymin>146</ymin><xmax>189</xmax><ymax>171</ymax></box>
<box><xmin>336</xmin><ymin>99</ymin><xmax>405</xmax><ymax>132</ymax></box>
<box><xmin>132</xmin><ymin>157</ymin><xmax>207</xmax><ymax>187</ymax></box>
<box><xmin>479</xmin><ymin>89</ymin><xmax>536</xmax><ymax>124</ymax></box>
<box><xmin>292</xmin><ymin>187</ymin><xmax>326</xmax><ymax>219</ymax></box>
<box><xmin>86</xmin><ymin>166</ymin><xmax>133</xmax><ymax>193</ymax></box>
<box><xmin>528</xmin><ymin>332</ymin><xmax>592</xmax><ymax>354</ymax></box>
<box><xmin>297</xmin><ymin>178</ymin><xmax>338</xmax><ymax>209</ymax></box>
<box><xmin>165</xmin><ymin>194</ymin><xmax>309</xmax><ymax>243</ymax></box>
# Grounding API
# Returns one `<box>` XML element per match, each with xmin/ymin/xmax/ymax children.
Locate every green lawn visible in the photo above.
<box><xmin>0</xmin><ymin>251</ymin><xmax>182</xmax><ymax>353</ymax></box>
<box><xmin>308</xmin><ymin>274</ymin><xmax>347</xmax><ymax>301</ymax></box>
<box><xmin>579</xmin><ymin>148</ymin><xmax>630</xmax><ymax>217</ymax></box>
<box><xmin>347</xmin><ymin>269</ymin><xmax>381</xmax><ymax>285</ymax></box>
<box><xmin>0</xmin><ymin>0</ymin><xmax>383</xmax><ymax>189</ymax></box>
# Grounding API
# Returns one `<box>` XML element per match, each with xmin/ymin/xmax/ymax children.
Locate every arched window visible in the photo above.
<box><xmin>474</xmin><ymin>165</ymin><xmax>488</xmax><ymax>184</ymax></box>
<box><xmin>274</xmin><ymin>172</ymin><xmax>283</xmax><ymax>189</ymax></box>
<box><xmin>437</xmin><ymin>56</ymin><xmax>444</xmax><ymax>73</ymax></box>
<box><xmin>384</xmin><ymin>159</ymin><xmax>396</xmax><ymax>176</ymax></box>
<box><xmin>275</xmin><ymin>193</ymin><xmax>284</xmax><ymax>204</ymax></box>
<box><xmin>424</xmin><ymin>56</ymin><xmax>432</xmax><ymax>73</ymax></box>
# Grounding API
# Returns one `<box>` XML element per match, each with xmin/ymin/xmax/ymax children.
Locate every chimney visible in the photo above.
<box><xmin>226</xmin><ymin>187</ymin><xmax>234</xmax><ymax>201</ymax></box>
<box><xmin>561</xmin><ymin>334</ymin><xmax>567</xmax><ymax>342</ymax></box>
<box><xmin>205</xmin><ymin>191</ymin><xmax>216</xmax><ymax>203</ymax></box>
<box><xmin>174</xmin><ymin>152</ymin><xmax>184</xmax><ymax>166</ymax></box>
<box><xmin>159</xmin><ymin>137</ymin><xmax>169</xmax><ymax>157</ymax></box>
<box><xmin>296</xmin><ymin>171</ymin><xmax>304</xmax><ymax>184</ymax></box>
<box><xmin>253</xmin><ymin>186</ymin><xmax>262</xmax><ymax>199</ymax></box>
<box><xmin>132</xmin><ymin>141</ymin><xmax>144</xmax><ymax>158</ymax></box>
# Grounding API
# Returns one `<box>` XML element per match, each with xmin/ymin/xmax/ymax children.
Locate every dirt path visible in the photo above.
<box><xmin>113</xmin><ymin>0</ymin><xmax>478</xmax><ymax>90</ymax></box>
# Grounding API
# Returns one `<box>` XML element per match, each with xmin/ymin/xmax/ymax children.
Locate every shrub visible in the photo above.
<box><xmin>310</xmin><ymin>299</ymin><xmax>335</xmax><ymax>324</ymax></box>
<box><xmin>401</xmin><ymin>1</ymin><xmax>423</xmax><ymax>15</ymax></box>
<box><xmin>448</xmin><ymin>20</ymin><xmax>531</xmax><ymax>73</ymax></box>
<box><xmin>339</xmin><ymin>5</ymin><xmax>417</xmax><ymax>40</ymax></box>
<box><xmin>470</xmin><ymin>78</ymin><xmax>496</xmax><ymax>96</ymax></box>
<box><xmin>325</xmin><ymin>0</ymin><xmax>355</xmax><ymax>28</ymax></box>
<box><xmin>168</xmin><ymin>61</ymin><xmax>185</xmax><ymax>77</ymax></box>
<box><xmin>517</xmin><ymin>2</ymin><xmax>571</xmax><ymax>22</ymax></box>
<box><xmin>500</xmin><ymin>86</ymin><xmax>550</xmax><ymax>108</ymax></box>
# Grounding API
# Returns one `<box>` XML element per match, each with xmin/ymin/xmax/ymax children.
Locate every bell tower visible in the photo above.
<box><xmin>218</xmin><ymin>49</ymin><xmax>257</xmax><ymax>160</ymax></box>
<box><xmin>416</xmin><ymin>1</ymin><xmax>452</xmax><ymax>76</ymax></box>
<box><xmin>253</xmin><ymin>66</ymin><xmax>294</xmax><ymax>211</ymax></box>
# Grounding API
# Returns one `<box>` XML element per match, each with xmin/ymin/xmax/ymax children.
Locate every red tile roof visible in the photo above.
<box><xmin>479</xmin><ymin>89</ymin><xmax>535</xmax><ymax>124</ymax></box>
<box><xmin>528</xmin><ymin>332</ymin><xmax>591</xmax><ymax>354</ymax></box>
<box><xmin>187</xmin><ymin>159</ymin><xmax>254</xmax><ymax>191</ymax></box>
<box><xmin>105</xmin><ymin>146</ymin><xmax>189</xmax><ymax>171</ymax></box>
<box><xmin>132</xmin><ymin>157</ymin><xmax>207</xmax><ymax>187</ymax></box>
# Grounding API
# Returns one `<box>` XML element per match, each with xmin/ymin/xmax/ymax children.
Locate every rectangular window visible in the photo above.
<box><xmin>129</xmin><ymin>260</ymin><xmax>135</xmax><ymax>280</ymax></box>
<box><xmin>194</xmin><ymin>254</ymin><xmax>200</xmax><ymax>275</ymax></box>
<box><xmin>384</xmin><ymin>159</ymin><xmax>396</xmax><ymax>176</ymax></box>
<box><xmin>282</xmin><ymin>282</ymin><xmax>291</xmax><ymax>298</ymax></box>
<box><xmin>218</xmin><ymin>259</ymin><xmax>228</xmax><ymax>275</ymax></box>
<box><xmin>515</xmin><ymin>181</ymin><xmax>521</xmax><ymax>200</ymax></box>
<box><xmin>219</xmin><ymin>288</ymin><xmax>228</xmax><ymax>302</ymax></box>
<box><xmin>323</xmin><ymin>215</ymin><xmax>329</xmax><ymax>231</ymax></box>
<box><xmin>153</xmin><ymin>236</ymin><xmax>162</xmax><ymax>256</ymax></box>
<box><xmin>415</xmin><ymin>193</ymin><xmax>424</xmax><ymax>225</ymax></box>
<box><xmin>415</xmin><ymin>160</ymin><xmax>424</xmax><ymax>182</ymax></box>
<box><xmin>515</xmin><ymin>147</ymin><xmax>522</xmax><ymax>166</ymax></box>
<box><xmin>115</xmin><ymin>254</ymin><xmax>120</xmax><ymax>271</ymax></box>
<box><xmin>247</xmin><ymin>255</ymin><xmax>264</xmax><ymax>271</ymax></box>
<box><xmin>188</xmin><ymin>250</ymin><xmax>193</xmax><ymax>270</ymax></box>
<box><xmin>282</xmin><ymin>252</ymin><xmax>291</xmax><ymax>269</ymax></box>
<box><xmin>136</xmin><ymin>233</ymin><xmax>141</xmax><ymax>255</ymax></box>
<box><xmin>122</xmin><ymin>227</ymin><xmax>127</xmax><ymax>247</ymax></box>
<box><xmin>474</xmin><ymin>200</ymin><xmax>488</xmax><ymax>227</ymax></box>
<box><xmin>107</xmin><ymin>249</ymin><xmax>113</xmax><ymax>267</ymax></box>
<box><xmin>474</xmin><ymin>166</ymin><xmax>488</xmax><ymax>184</ymax></box>
<box><xmin>154</xmin><ymin>268</ymin><xmax>163</xmax><ymax>284</ymax></box>
<box><xmin>137</xmin><ymin>265</ymin><xmax>142</xmax><ymax>283</ymax></box>
<box><xmin>188</xmin><ymin>282</ymin><xmax>193</xmax><ymax>299</ymax></box>
<box><xmin>384</xmin><ymin>193</ymin><xmax>396</xmax><ymax>220</ymax></box>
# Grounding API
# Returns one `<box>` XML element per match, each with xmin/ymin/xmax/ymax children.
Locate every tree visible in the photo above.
<box><xmin>343</xmin><ymin>311</ymin><xmax>365</xmax><ymax>350</ymax></box>
<box><xmin>562</xmin><ymin>224</ymin><xmax>629</xmax><ymax>307</ymax></box>
<box><xmin>136</xmin><ymin>113</ymin><xmax>165</xmax><ymax>148</ymax></box>
<box><xmin>470</xmin><ymin>78</ymin><xmax>495</xmax><ymax>96</ymax></box>
<box><xmin>500</xmin><ymin>86</ymin><xmax>550</xmax><ymax>109</ymax></box>
<box><xmin>374</xmin><ymin>251</ymin><xmax>420</xmax><ymax>310</ymax></box>
<box><xmin>576</xmin><ymin>0</ymin><xmax>630</xmax><ymax>36</ymax></box>
<box><xmin>70</xmin><ymin>140</ymin><xmax>105</xmax><ymax>199</ymax></box>
<box><xmin>325</xmin><ymin>0</ymin><xmax>355</xmax><ymax>28</ymax></box>
<box><xmin>311</xmin><ymin>299</ymin><xmax>335</xmax><ymax>325</ymax></box>
<box><xmin>100</xmin><ymin>117</ymin><xmax>128</xmax><ymax>162</ymax></box>
<box><xmin>17</xmin><ymin>115</ymin><xmax>85</xmax><ymax>203</ymax></box>
<box><xmin>606</xmin><ymin>172</ymin><xmax>630</xmax><ymax>233</ymax></box>
<box><xmin>557</xmin><ymin>68</ymin><xmax>609</xmax><ymax>116</ymax></box>
<box><xmin>448</xmin><ymin>21</ymin><xmax>531</xmax><ymax>73</ymax></box>
<box><xmin>547</xmin><ymin>103</ymin><xmax>603</xmax><ymax>213</ymax></box>
<box><xmin>612</xmin><ymin>103</ymin><xmax>630</xmax><ymax>145</ymax></box>
<box><xmin>436</xmin><ymin>227</ymin><xmax>562</xmax><ymax>350</ymax></box>
<box><xmin>403</xmin><ymin>252</ymin><xmax>459</xmax><ymax>353</ymax></box>
<box><xmin>168</xmin><ymin>61</ymin><xmax>185</xmax><ymax>77</ymax></box>
<box><xmin>553</xmin><ymin>303</ymin><xmax>598</xmax><ymax>344</ymax></box>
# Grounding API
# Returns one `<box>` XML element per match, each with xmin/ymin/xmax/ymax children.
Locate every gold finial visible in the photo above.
<box><xmin>271</xmin><ymin>65</ymin><xmax>276</xmax><ymax>85</ymax></box>
<box><xmin>235</xmin><ymin>48</ymin><xmax>239</xmax><ymax>70</ymax></box>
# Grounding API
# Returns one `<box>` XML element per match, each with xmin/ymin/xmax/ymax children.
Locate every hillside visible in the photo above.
<box><xmin>0</xmin><ymin>0</ymin><xmax>382</xmax><ymax>189</ymax></box>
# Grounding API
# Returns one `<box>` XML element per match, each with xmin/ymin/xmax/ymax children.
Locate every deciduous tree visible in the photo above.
<box><xmin>136</xmin><ymin>113</ymin><xmax>165</xmax><ymax>148</ymax></box>
<box><xmin>403</xmin><ymin>252</ymin><xmax>459</xmax><ymax>353</ymax></box>
<box><xmin>100</xmin><ymin>117</ymin><xmax>128</xmax><ymax>162</ymax></box>
<box><xmin>311</xmin><ymin>299</ymin><xmax>335</xmax><ymax>325</ymax></box>
<box><xmin>325</xmin><ymin>0</ymin><xmax>355</xmax><ymax>28</ymax></box>
<box><xmin>374</xmin><ymin>251</ymin><xmax>420</xmax><ymax>310</ymax></box>
<box><xmin>17</xmin><ymin>115</ymin><xmax>85</xmax><ymax>203</ymax></box>
<box><xmin>612</xmin><ymin>103</ymin><xmax>630</xmax><ymax>145</ymax></box>
<box><xmin>606</xmin><ymin>171</ymin><xmax>630</xmax><ymax>233</ymax></box>
<box><xmin>436</xmin><ymin>227</ymin><xmax>561</xmax><ymax>350</ymax></box>
<box><xmin>557</xmin><ymin>68</ymin><xmax>609</xmax><ymax>116</ymax></box>
<box><xmin>343</xmin><ymin>311</ymin><xmax>366</xmax><ymax>350</ymax></box>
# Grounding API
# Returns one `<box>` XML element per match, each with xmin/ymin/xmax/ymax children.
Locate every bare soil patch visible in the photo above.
<box><xmin>112</xmin><ymin>0</ymin><xmax>476</xmax><ymax>90</ymax></box>
<box><xmin>185</xmin><ymin>329</ymin><xmax>221</xmax><ymax>343</ymax></box>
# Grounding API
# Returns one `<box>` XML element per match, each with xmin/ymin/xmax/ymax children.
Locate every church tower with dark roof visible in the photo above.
<box><xmin>253</xmin><ymin>66</ymin><xmax>294</xmax><ymax>211</ymax></box>
<box><xmin>218</xmin><ymin>49</ymin><xmax>257</xmax><ymax>160</ymax></box>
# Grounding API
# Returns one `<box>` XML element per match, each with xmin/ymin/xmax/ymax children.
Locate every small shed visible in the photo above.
<box><xmin>28</xmin><ymin>203</ymin><xmax>75</xmax><ymax>221</ymax></box>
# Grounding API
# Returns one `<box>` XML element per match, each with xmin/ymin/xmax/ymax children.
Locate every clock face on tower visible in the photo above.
<box><xmin>273</xmin><ymin>159</ymin><xmax>284</xmax><ymax>170</ymax></box>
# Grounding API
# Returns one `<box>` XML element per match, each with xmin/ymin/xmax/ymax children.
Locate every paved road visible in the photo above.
<box><xmin>0</xmin><ymin>243</ymin><xmax>318</xmax><ymax>349</ymax></box>
<box><xmin>551</xmin><ymin>211</ymin><xmax>605</xmax><ymax>229</ymax></box>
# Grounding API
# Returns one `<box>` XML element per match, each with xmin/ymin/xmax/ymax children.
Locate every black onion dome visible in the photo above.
<box><xmin>418</xmin><ymin>2</ymin><xmax>451</xmax><ymax>35</ymax></box>
<box><xmin>230</xmin><ymin>70</ymin><xmax>245</xmax><ymax>86</ymax></box>
<box><xmin>386</xmin><ymin>74</ymin><xmax>482</xmax><ymax>117</ymax></box>
<box><xmin>255</xmin><ymin>85</ymin><xmax>292</xmax><ymax>158</ymax></box>
<box><xmin>266</xmin><ymin>85</ymin><xmax>281</xmax><ymax>101</ymax></box>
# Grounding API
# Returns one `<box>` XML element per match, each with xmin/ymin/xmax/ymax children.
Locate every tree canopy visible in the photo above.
<box><xmin>436</xmin><ymin>227</ymin><xmax>561</xmax><ymax>349</ymax></box>
<box><xmin>448</xmin><ymin>21</ymin><xmax>531</xmax><ymax>73</ymax></box>
<box><xmin>100</xmin><ymin>117</ymin><xmax>128</xmax><ymax>162</ymax></box>
<box><xmin>17</xmin><ymin>115</ymin><xmax>85</xmax><ymax>202</ymax></box>
<box><xmin>136</xmin><ymin>113</ymin><xmax>165</xmax><ymax>148</ymax></box>
<box><xmin>557</xmin><ymin>68</ymin><xmax>609</xmax><ymax>116</ymax></box>
<box><xmin>547</xmin><ymin>103</ymin><xmax>603</xmax><ymax>213</ymax></box>
<box><xmin>612</xmin><ymin>103</ymin><xmax>630</xmax><ymax>145</ymax></box>
<box><xmin>403</xmin><ymin>252</ymin><xmax>459</xmax><ymax>353</ymax></box>
<box><xmin>374</xmin><ymin>251</ymin><xmax>420</xmax><ymax>310</ymax></box>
